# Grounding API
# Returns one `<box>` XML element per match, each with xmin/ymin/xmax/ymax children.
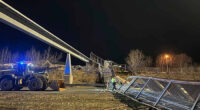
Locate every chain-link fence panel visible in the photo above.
<box><xmin>110</xmin><ymin>76</ymin><xmax>200</xmax><ymax>110</ymax></box>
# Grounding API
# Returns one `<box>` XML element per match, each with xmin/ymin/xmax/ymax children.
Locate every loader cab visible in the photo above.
<box><xmin>17</xmin><ymin>62</ymin><xmax>27</xmax><ymax>76</ymax></box>
<box><xmin>16</xmin><ymin>62</ymin><xmax>34</xmax><ymax>76</ymax></box>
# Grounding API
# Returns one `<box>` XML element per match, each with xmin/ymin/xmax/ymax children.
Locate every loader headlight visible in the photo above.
<box><xmin>27</xmin><ymin>63</ymin><xmax>34</xmax><ymax>67</ymax></box>
<box><xmin>19</xmin><ymin>79</ymin><xmax>23</xmax><ymax>84</ymax></box>
<box><xmin>12</xmin><ymin>74</ymin><xmax>15</xmax><ymax>77</ymax></box>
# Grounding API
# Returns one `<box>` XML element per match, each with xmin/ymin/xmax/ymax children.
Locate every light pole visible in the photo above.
<box><xmin>164</xmin><ymin>54</ymin><xmax>169</xmax><ymax>73</ymax></box>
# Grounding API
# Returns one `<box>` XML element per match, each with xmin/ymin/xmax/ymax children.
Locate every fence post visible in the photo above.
<box><xmin>118</xmin><ymin>82</ymin><xmax>125</xmax><ymax>90</ymax></box>
<box><xmin>154</xmin><ymin>80</ymin><xmax>172</xmax><ymax>106</ymax></box>
<box><xmin>191</xmin><ymin>93</ymin><xmax>200</xmax><ymax>110</ymax></box>
<box><xmin>123</xmin><ymin>77</ymin><xmax>137</xmax><ymax>94</ymax></box>
<box><xmin>135</xmin><ymin>78</ymin><xmax>151</xmax><ymax>99</ymax></box>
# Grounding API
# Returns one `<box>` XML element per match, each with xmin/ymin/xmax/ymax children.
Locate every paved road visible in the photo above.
<box><xmin>0</xmin><ymin>87</ymin><xmax>149</xmax><ymax>110</ymax></box>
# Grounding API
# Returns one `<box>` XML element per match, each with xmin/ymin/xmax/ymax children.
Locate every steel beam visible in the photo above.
<box><xmin>154</xmin><ymin>81</ymin><xmax>172</xmax><ymax>106</ymax></box>
<box><xmin>0</xmin><ymin>1</ymin><xmax>89</xmax><ymax>62</ymax></box>
<box><xmin>135</xmin><ymin>78</ymin><xmax>151</xmax><ymax>99</ymax></box>
<box><xmin>191</xmin><ymin>93</ymin><xmax>200</xmax><ymax>110</ymax></box>
<box><xmin>123</xmin><ymin>77</ymin><xmax>137</xmax><ymax>94</ymax></box>
<box><xmin>118</xmin><ymin>82</ymin><xmax>125</xmax><ymax>90</ymax></box>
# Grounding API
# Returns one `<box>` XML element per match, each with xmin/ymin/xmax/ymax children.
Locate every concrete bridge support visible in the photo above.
<box><xmin>64</xmin><ymin>53</ymin><xmax>73</xmax><ymax>84</ymax></box>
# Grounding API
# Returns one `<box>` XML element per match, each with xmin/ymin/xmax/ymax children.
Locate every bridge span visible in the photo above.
<box><xmin>0</xmin><ymin>0</ymin><xmax>89</xmax><ymax>63</ymax></box>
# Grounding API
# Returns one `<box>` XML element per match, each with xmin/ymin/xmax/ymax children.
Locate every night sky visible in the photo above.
<box><xmin>1</xmin><ymin>0</ymin><xmax>200</xmax><ymax>64</ymax></box>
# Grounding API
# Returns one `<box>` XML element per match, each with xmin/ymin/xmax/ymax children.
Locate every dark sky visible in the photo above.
<box><xmin>1</xmin><ymin>0</ymin><xmax>200</xmax><ymax>64</ymax></box>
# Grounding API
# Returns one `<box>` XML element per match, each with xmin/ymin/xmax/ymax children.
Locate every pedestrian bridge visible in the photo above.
<box><xmin>0</xmin><ymin>0</ymin><xmax>89</xmax><ymax>63</ymax></box>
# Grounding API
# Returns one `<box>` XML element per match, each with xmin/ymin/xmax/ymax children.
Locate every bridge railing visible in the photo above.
<box><xmin>90</xmin><ymin>52</ymin><xmax>105</xmax><ymax>66</ymax></box>
<box><xmin>111</xmin><ymin>76</ymin><xmax>200</xmax><ymax>110</ymax></box>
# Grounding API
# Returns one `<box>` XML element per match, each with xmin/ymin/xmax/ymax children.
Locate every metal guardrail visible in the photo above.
<box><xmin>109</xmin><ymin>76</ymin><xmax>200</xmax><ymax>110</ymax></box>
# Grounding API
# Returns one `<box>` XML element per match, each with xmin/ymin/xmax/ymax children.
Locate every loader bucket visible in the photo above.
<box><xmin>58</xmin><ymin>79</ymin><xmax>66</xmax><ymax>91</ymax></box>
<box><xmin>49</xmin><ymin>79</ymin><xmax>66</xmax><ymax>91</ymax></box>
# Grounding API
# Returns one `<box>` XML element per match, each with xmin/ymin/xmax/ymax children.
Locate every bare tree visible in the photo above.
<box><xmin>11</xmin><ymin>52</ymin><xmax>19</xmax><ymax>63</ymax></box>
<box><xmin>0</xmin><ymin>47</ymin><xmax>19</xmax><ymax>64</ymax></box>
<box><xmin>43</xmin><ymin>47</ymin><xmax>62</xmax><ymax>63</ymax></box>
<box><xmin>0</xmin><ymin>46</ymin><xmax>63</xmax><ymax>66</ymax></box>
<box><xmin>25</xmin><ymin>46</ymin><xmax>63</xmax><ymax>65</ymax></box>
<box><xmin>126</xmin><ymin>49</ymin><xmax>146</xmax><ymax>73</ymax></box>
<box><xmin>156</xmin><ymin>54</ymin><xmax>165</xmax><ymax>72</ymax></box>
<box><xmin>174</xmin><ymin>53</ymin><xmax>192</xmax><ymax>73</ymax></box>
<box><xmin>25</xmin><ymin>47</ymin><xmax>42</xmax><ymax>65</ymax></box>
<box><xmin>43</xmin><ymin>46</ymin><xmax>51</xmax><ymax>61</ymax></box>
<box><xmin>0</xmin><ymin>47</ymin><xmax>10</xmax><ymax>63</ymax></box>
<box><xmin>145</xmin><ymin>56</ymin><xmax>153</xmax><ymax>67</ymax></box>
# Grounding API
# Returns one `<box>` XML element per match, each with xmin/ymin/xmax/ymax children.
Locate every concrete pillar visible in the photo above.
<box><xmin>64</xmin><ymin>53</ymin><xmax>73</xmax><ymax>84</ymax></box>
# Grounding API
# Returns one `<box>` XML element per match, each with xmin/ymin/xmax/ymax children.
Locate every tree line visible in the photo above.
<box><xmin>0</xmin><ymin>47</ymin><xmax>62</xmax><ymax>65</ymax></box>
<box><xmin>126</xmin><ymin>49</ymin><xmax>192</xmax><ymax>73</ymax></box>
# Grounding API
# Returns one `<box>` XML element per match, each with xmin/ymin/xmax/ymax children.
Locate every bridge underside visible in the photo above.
<box><xmin>0</xmin><ymin>0</ymin><xmax>89</xmax><ymax>63</ymax></box>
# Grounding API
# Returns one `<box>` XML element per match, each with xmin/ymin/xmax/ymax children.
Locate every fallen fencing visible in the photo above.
<box><xmin>109</xmin><ymin>76</ymin><xmax>200</xmax><ymax>110</ymax></box>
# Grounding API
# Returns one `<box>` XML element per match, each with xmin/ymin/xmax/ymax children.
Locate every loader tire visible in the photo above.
<box><xmin>28</xmin><ymin>78</ymin><xmax>43</xmax><ymax>91</ymax></box>
<box><xmin>49</xmin><ymin>80</ymin><xmax>59</xmax><ymax>91</ymax></box>
<box><xmin>38</xmin><ymin>76</ymin><xmax>48</xmax><ymax>91</ymax></box>
<box><xmin>0</xmin><ymin>78</ymin><xmax>14</xmax><ymax>91</ymax></box>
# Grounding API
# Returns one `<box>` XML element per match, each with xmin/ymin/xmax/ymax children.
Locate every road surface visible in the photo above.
<box><xmin>0</xmin><ymin>86</ymin><xmax>149</xmax><ymax>110</ymax></box>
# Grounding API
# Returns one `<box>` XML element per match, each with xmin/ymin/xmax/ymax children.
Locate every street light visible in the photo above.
<box><xmin>165</xmin><ymin>54</ymin><xmax>169</xmax><ymax>59</ymax></box>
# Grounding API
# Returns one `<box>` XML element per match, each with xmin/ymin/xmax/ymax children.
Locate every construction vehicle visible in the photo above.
<box><xmin>0</xmin><ymin>62</ymin><xmax>62</xmax><ymax>91</ymax></box>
